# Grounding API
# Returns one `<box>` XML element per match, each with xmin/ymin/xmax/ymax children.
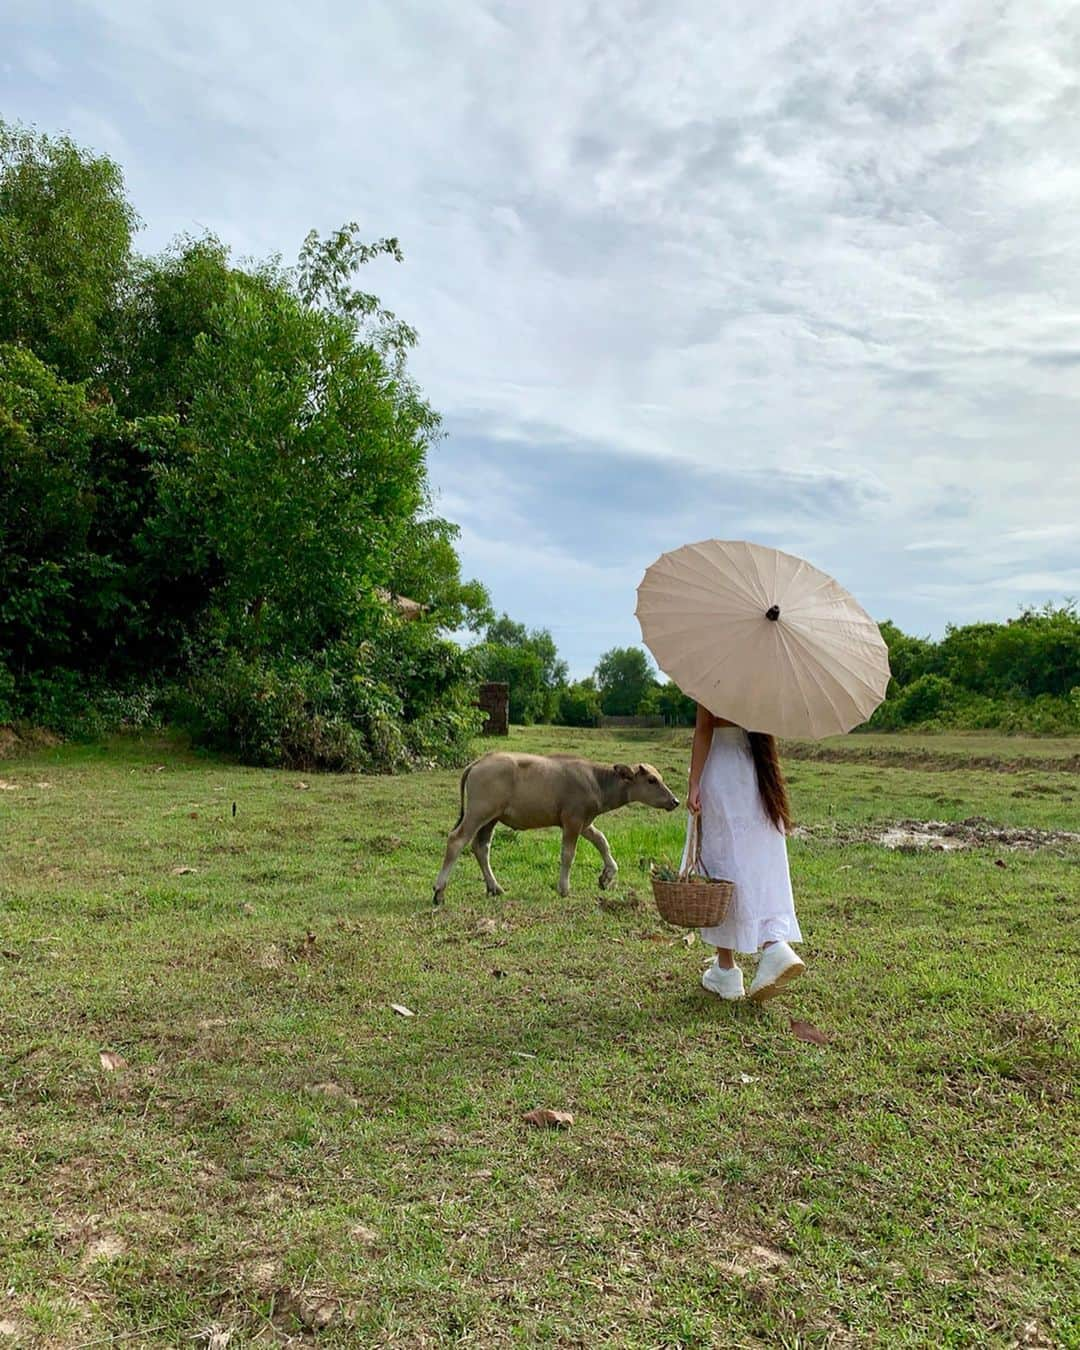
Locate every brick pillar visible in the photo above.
<box><xmin>477</xmin><ymin>682</ymin><xmax>509</xmax><ymax>736</ymax></box>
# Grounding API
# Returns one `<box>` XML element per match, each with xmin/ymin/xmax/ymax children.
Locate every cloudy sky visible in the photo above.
<box><xmin>5</xmin><ymin>0</ymin><xmax>1080</xmax><ymax>674</ymax></box>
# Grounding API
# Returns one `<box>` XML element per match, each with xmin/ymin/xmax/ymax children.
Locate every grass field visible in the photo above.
<box><xmin>1</xmin><ymin>727</ymin><xmax>1078</xmax><ymax>1348</ymax></box>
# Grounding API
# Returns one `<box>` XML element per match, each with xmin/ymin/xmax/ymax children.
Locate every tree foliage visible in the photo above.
<box><xmin>0</xmin><ymin>123</ymin><xmax>138</xmax><ymax>382</ymax></box>
<box><xmin>869</xmin><ymin>605</ymin><xmax>1080</xmax><ymax>732</ymax></box>
<box><xmin>554</xmin><ymin>678</ymin><xmax>601</xmax><ymax>727</ymax></box>
<box><xmin>0</xmin><ymin>120</ymin><xmax>488</xmax><ymax>768</ymax></box>
<box><xmin>594</xmin><ymin>646</ymin><xmax>656</xmax><ymax>716</ymax></box>
<box><xmin>474</xmin><ymin>614</ymin><xmax>567</xmax><ymax>724</ymax></box>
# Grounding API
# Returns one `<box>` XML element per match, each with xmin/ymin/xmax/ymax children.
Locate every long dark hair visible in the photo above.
<box><xmin>747</xmin><ymin>731</ymin><xmax>792</xmax><ymax>833</ymax></box>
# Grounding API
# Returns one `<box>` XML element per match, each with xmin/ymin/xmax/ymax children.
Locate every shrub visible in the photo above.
<box><xmin>0</xmin><ymin>658</ymin><xmax>15</xmax><ymax>723</ymax></box>
<box><xmin>176</xmin><ymin>632</ymin><xmax>483</xmax><ymax>773</ymax></box>
<box><xmin>13</xmin><ymin>669</ymin><xmax>102</xmax><ymax>738</ymax></box>
<box><xmin>867</xmin><ymin>674</ymin><xmax>955</xmax><ymax>729</ymax></box>
<box><xmin>554</xmin><ymin>681</ymin><xmax>601</xmax><ymax>727</ymax></box>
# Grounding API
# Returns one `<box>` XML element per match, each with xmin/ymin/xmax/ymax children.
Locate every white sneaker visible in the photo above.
<box><xmin>701</xmin><ymin>960</ymin><xmax>745</xmax><ymax>1000</ymax></box>
<box><xmin>747</xmin><ymin>942</ymin><xmax>805</xmax><ymax>1003</ymax></box>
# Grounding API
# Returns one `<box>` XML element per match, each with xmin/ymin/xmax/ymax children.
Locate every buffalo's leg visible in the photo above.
<box><xmin>558</xmin><ymin>825</ymin><xmax>581</xmax><ymax>897</ymax></box>
<box><xmin>433</xmin><ymin>811</ymin><xmax>484</xmax><ymax>904</ymax></box>
<box><xmin>582</xmin><ymin>823</ymin><xmax>618</xmax><ymax>889</ymax></box>
<box><xmin>472</xmin><ymin>819</ymin><xmax>503</xmax><ymax>896</ymax></box>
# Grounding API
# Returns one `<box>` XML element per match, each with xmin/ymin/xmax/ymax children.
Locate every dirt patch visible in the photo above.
<box><xmin>81</xmin><ymin>1233</ymin><xmax>127</xmax><ymax>1267</ymax></box>
<box><xmin>791</xmin><ymin>817</ymin><xmax>1080</xmax><ymax>852</ymax></box>
<box><xmin>784</xmin><ymin>742</ymin><xmax>1080</xmax><ymax>775</ymax></box>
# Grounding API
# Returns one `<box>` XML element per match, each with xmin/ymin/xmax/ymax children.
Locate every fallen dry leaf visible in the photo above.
<box><xmin>35</xmin><ymin>781</ymin><xmax>52</xmax><ymax>789</ymax></box>
<box><xmin>511</xmin><ymin>1051</ymin><xmax>537</xmax><ymax>1060</ymax></box>
<box><xmin>171</xmin><ymin>865</ymin><xmax>197</xmax><ymax>876</ymax></box>
<box><xmin>203</xmin><ymin>1327</ymin><xmax>233</xmax><ymax>1350</ymax></box>
<box><xmin>242</xmin><ymin>902</ymin><xmax>255</xmax><ymax>915</ymax></box>
<box><xmin>0</xmin><ymin>1321</ymin><xmax>22</xmax><ymax>1339</ymax></box>
<box><xmin>790</xmin><ymin>1019</ymin><xmax>830</xmax><ymax>1047</ymax></box>
<box><xmin>475</xmin><ymin>917</ymin><xmax>499</xmax><ymax>936</ymax></box>
<box><xmin>294</xmin><ymin>781</ymin><xmax>309</xmax><ymax>791</ymax></box>
<box><xmin>390</xmin><ymin>1003</ymin><xmax>415</xmax><ymax>1018</ymax></box>
<box><xmin>522</xmin><ymin>1107</ymin><xmax>574</xmax><ymax>1129</ymax></box>
<box><xmin>99</xmin><ymin>1050</ymin><xmax>128</xmax><ymax>1071</ymax></box>
<box><xmin>682</xmin><ymin>931</ymin><xmax>696</xmax><ymax>947</ymax></box>
<box><xmin>350</xmin><ymin>1224</ymin><xmax>379</xmax><ymax>1245</ymax></box>
<box><xmin>0</xmin><ymin>781</ymin><xmax>19</xmax><ymax>791</ymax></box>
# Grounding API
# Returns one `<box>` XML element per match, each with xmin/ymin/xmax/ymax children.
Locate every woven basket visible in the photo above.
<box><xmin>651</xmin><ymin>812</ymin><xmax>734</xmax><ymax>928</ymax></box>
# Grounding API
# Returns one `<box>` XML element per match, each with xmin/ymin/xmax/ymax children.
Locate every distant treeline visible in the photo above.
<box><xmin>477</xmin><ymin>605</ymin><xmax>1080</xmax><ymax>736</ymax></box>
<box><xmin>867</xmin><ymin>609</ymin><xmax>1080</xmax><ymax>734</ymax></box>
<box><xmin>474</xmin><ymin>621</ymin><xmax>698</xmax><ymax>728</ymax></box>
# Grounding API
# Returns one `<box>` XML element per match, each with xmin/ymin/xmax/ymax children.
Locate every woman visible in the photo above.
<box><xmin>686</xmin><ymin>703</ymin><xmax>804</xmax><ymax>1001</ymax></box>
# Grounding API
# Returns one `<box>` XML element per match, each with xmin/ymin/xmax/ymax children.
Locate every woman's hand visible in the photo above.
<box><xmin>687</xmin><ymin>780</ymin><xmax>702</xmax><ymax>814</ymax></box>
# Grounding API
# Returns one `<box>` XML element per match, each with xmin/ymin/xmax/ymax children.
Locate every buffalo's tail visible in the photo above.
<box><xmin>452</xmin><ymin>761</ymin><xmax>475</xmax><ymax>831</ymax></box>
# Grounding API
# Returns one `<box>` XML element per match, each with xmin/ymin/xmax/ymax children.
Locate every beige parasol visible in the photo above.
<box><xmin>635</xmin><ymin>540</ymin><xmax>890</xmax><ymax>739</ymax></box>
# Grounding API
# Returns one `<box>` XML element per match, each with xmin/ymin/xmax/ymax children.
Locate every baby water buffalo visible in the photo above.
<box><xmin>432</xmin><ymin>753</ymin><xmax>679</xmax><ymax>904</ymax></box>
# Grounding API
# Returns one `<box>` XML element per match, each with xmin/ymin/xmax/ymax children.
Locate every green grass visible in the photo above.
<box><xmin>1</xmin><ymin>727</ymin><xmax>1078</xmax><ymax>1347</ymax></box>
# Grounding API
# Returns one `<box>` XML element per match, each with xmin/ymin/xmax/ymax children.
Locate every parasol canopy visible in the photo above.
<box><xmin>635</xmin><ymin>539</ymin><xmax>890</xmax><ymax>739</ymax></box>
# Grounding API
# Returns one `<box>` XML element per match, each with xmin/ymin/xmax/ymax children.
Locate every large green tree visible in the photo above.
<box><xmin>594</xmin><ymin>646</ymin><xmax>657</xmax><ymax>716</ymax></box>
<box><xmin>146</xmin><ymin>273</ymin><xmax>432</xmax><ymax>654</ymax></box>
<box><xmin>476</xmin><ymin>614</ymin><xmax>568</xmax><ymax>724</ymax></box>
<box><xmin>0</xmin><ymin>122</ymin><xmax>137</xmax><ymax>382</ymax></box>
<box><xmin>0</xmin><ymin>123</ymin><xmax>488</xmax><ymax>767</ymax></box>
<box><xmin>0</xmin><ymin>345</ymin><xmax>134</xmax><ymax>674</ymax></box>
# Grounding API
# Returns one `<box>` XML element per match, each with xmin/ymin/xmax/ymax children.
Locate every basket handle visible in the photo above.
<box><xmin>682</xmin><ymin>810</ymin><xmax>705</xmax><ymax>880</ymax></box>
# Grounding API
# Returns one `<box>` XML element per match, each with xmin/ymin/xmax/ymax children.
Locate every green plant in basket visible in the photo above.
<box><xmin>638</xmin><ymin>854</ymin><xmax>682</xmax><ymax>883</ymax></box>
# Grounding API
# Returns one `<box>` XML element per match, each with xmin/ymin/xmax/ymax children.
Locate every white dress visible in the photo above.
<box><xmin>682</xmin><ymin>726</ymin><xmax>802</xmax><ymax>954</ymax></box>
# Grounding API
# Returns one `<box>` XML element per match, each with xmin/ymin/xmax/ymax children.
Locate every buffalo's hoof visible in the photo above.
<box><xmin>598</xmin><ymin>869</ymin><xmax>618</xmax><ymax>890</ymax></box>
<box><xmin>486</xmin><ymin>884</ymin><xmax>505</xmax><ymax>897</ymax></box>
<box><xmin>432</xmin><ymin>889</ymin><xmax>444</xmax><ymax>907</ymax></box>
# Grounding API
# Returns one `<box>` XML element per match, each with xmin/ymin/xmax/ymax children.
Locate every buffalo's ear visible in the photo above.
<box><xmin>614</xmin><ymin>763</ymin><xmax>635</xmax><ymax>780</ymax></box>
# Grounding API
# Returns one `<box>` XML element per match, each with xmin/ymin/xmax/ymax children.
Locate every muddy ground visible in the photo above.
<box><xmin>792</xmin><ymin>816</ymin><xmax>1080</xmax><ymax>852</ymax></box>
